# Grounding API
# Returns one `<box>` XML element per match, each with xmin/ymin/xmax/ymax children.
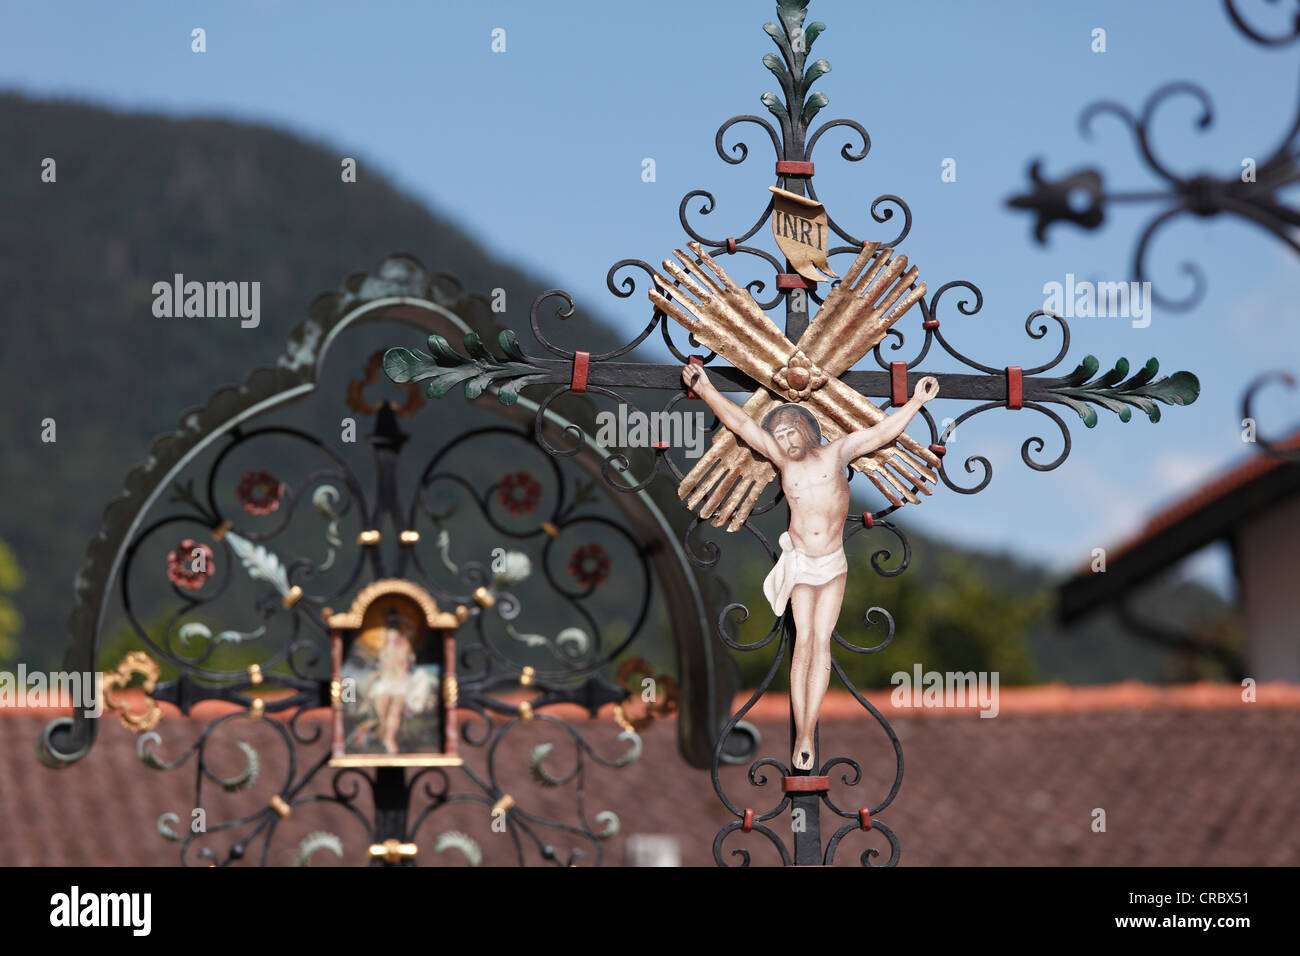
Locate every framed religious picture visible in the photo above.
<box><xmin>327</xmin><ymin>579</ymin><xmax>465</xmax><ymax>767</ymax></box>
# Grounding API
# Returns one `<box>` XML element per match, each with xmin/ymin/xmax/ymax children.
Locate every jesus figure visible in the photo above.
<box><xmin>684</xmin><ymin>363</ymin><xmax>939</xmax><ymax>771</ymax></box>
<box><xmin>372</xmin><ymin>611</ymin><xmax>416</xmax><ymax>754</ymax></box>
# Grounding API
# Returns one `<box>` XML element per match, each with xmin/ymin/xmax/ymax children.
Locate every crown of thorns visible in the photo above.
<box><xmin>761</xmin><ymin>403</ymin><xmax>823</xmax><ymax>443</ymax></box>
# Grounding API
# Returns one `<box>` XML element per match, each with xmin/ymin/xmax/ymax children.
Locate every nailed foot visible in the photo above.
<box><xmin>792</xmin><ymin>742</ymin><xmax>814</xmax><ymax>771</ymax></box>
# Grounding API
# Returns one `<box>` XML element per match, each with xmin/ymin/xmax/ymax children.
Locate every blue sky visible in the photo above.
<box><xmin>5</xmin><ymin>0</ymin><xmax>1300</xmax><ymax>590</ymax></box>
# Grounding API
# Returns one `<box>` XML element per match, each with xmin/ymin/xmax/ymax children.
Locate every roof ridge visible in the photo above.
<box><xmin>8</xmin><ymin>681</ymin><xmax>1298</xmax><ymax>724</ymax></box>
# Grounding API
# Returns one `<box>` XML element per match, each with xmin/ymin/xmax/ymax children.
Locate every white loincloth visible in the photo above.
<box><xmin>762</xmin><ymin>532</ymin><xmax>848</xmax><ymax>615</ymax></box>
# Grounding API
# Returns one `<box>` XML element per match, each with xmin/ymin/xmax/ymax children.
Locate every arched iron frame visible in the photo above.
<box><xmin>41</xmin><ymin>256</ymin><xmax>750</xmax><ymax>867</ymax></box>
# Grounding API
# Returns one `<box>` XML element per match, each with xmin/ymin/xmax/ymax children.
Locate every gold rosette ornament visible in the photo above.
<box><xmin>771</xmin><ymin>348</ymin><xmax>828</xmax><ymax>401</ymax></box>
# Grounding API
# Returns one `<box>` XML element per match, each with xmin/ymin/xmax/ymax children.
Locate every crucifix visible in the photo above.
<box><xmin>648</xmin><ymin>240</ymin><xmax>938</xmax><ymax>769</ymax></box>
<box><xmin>383</xmin><ymin>0</ymin><xmax>1200</xmax><ymax>866</ymax></box>
<box><xmin>659</xmin><ymin>239</ymin><xmax>940</xmax><ymax>528</ymax></box>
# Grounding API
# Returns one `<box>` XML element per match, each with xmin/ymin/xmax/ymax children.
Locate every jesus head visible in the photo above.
<box><xmin>762</xmin><ymin>404</ymin><xmax>822</xmax><ymax>460</ymax></box>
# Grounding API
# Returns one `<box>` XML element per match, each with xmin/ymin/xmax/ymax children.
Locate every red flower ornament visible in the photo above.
<box><xmin>497</xmin><ymin>470</ymin><xmax>542</xmax><ymax>516</ymax></box>
<box><xmin>167</xmin><ymin>539</ymin><xmax>214</xmax><ymax>589</ymax></box>
<box><xmin>236</xmin><ymin>470</ymin><xmax>284</xmax><ymax>516</ymax></box>
<box><xmin>568</xmin><ymin>543</ymin><xmax>611</xmax><ymax>589</ymax></box>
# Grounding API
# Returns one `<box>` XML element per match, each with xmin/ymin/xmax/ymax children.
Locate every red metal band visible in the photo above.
<box><xmin>776</xmin><ymin>161</ymin><xmax>815</xmax><ymax>176</ymax></box>
<box><xmin>929</xmin><ymin>443</ymin><xmax>947</xmax><ymax>458</ymax></box>
<box><xmin>685</xmin><ymin>355</ymin><xmax>704</xmax><ymax>400</ymax></box>
<box><xmin>776</xmin><ymin>274</ymin><xmax>815</xmax><ymax>290</ymax></box>
<box><xmin>726</xmin><ymin>237</ymin><xmax>737</xmax><ymax>254</ymax></box>
<box><xmin>922</xmin><ymin>319</ymin><xmax>940</xmax><ymax>330</ymax></box>
<box><xmin>862</xmin><ymin>511</ymin><xmax>874</xmax><ymax>529</ymax></box>
<box><xmin>570</xmin><ymin>351</ymin><xmax>590</xmax><ymax>394</ymax></box>
<box><xmin>1006</xmin><ymin>365</ymin><xmax>1023</xmax><ymax>410</ymax></box>
<box><xmin>890</xmin><ymin>362</ymin><xmax>908</xmax><ymax>407</ymax></box>
<box><xmin>782</xmin><ymin>775</ymin><xmax>830</xmax><ymax>793</ymax></box>
<box><xmin>742</xmin><ymin>808</ymin><xmax>754</xmax><ymax>833</ymax></box>
<box><xmin>859</xmin><ymin>808</ymin><xmax>872</xmax><ymax>831</ymax></box>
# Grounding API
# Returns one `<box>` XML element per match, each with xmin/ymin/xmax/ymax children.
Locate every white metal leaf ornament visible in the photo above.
<box><xmin>225</xmin><ymin>530</ymin><xmax>291</xmax><ymax>597</ymax></box>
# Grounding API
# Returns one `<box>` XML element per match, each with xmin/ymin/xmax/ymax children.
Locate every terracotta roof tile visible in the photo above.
<box><xmin>5</xmin><ymin>684</ymin><xmax>1298</xmax><ymax>866</ymax></box>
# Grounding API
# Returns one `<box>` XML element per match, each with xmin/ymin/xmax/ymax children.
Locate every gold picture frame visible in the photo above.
<box><xmin>328</xmin><ymin>579</ymin><xmax>464</xmax><ymax>768</ymax></box>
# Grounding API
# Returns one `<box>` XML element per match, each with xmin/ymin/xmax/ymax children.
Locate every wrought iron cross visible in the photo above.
<box><xmin>384</xmin><ymin>0</ymin><xmax>1200</xmax><ymax>866</ymax></box>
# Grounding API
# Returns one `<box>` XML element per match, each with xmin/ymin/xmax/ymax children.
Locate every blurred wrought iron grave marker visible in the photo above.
<box><xmin>1006</xmin><ymin>0</ymin><xmax>1300</xmax><ymax>465</ymax></box>
<box><xmin>385</xmin><ymin>0</ymin><xmax>1201</xmax><ymax>866</ymax></box>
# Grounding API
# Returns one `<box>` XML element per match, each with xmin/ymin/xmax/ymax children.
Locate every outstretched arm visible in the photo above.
<box><xmin>835</xmin><ymin>376</ymin><xmax>939</xmax><ymax>467</ymax></box>
<box><xmin>684</xmin><ymin>365</ymin><xmax>785</xmax><ymax>465</ymax></box>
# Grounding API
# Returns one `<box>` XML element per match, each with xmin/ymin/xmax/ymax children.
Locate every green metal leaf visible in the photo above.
<box><xmin>1157</xmin><ymin>370</ymin><xmax>1200</xmax><ymax>405</ymax></box>
<box><xmin>763</xmin><ymin>52</ymin><xmax>792</xmax><ymax>92</ymax></box>
<box><xmin>425</xmin><ymin>333</ymin><xmax>465</xmax><ymax>365</ymax></box>
<box><xmin>763</xmin><ymin>3</ymin><xmax>829</xmax><ymax>124</ymax></box>
<box><xmin>1092</xmin><ymin>395</ymin><xmax>1133</xmax><ymax>422</ymax></box>
<box><xmin>463</xmin><ymin>371</ymin><xmax>498</xmax><ymax>400</ymax></box>
<box><xmin>1048</xmin><ymin>356</ymin><xmax>1200</xmax><ymax>428</ymax></box>
<box><xmin>1060</xmin><ymin>354</ymin><xmax>1100</xmax><ymax>387</ymax></box>
<box><xmin>495</xmin><ymin>373</ymin><xmax>549</xmax><ymax>406</ymax></box>
<box><xmin>498</xmin><ymin>329</ymin><xmax>526</xmax><ymax>362</ymax></box>
<box><xmin>424</xmin><ymin>366</ymin><xmax>482</xmax><ymax>399</ymax></box>
<box><xmin>1094</xmin><ymin>356</ymin><xmax>1130</xmax><ymax>389</ymax></box>
<box><xmin>761</xmin><ymin>91</ymin><xmax>788</xmax><ymax>122</ymax></box>
<box><xmin>1056</xmin><ymin>397</ymin><xmax>1098</xmax><ymax>428</ymax></box>
<box><xmin>382</xmin><ymin>347</ymin><xmax>428</xmax><ymax>384</ymax></box>
<box><xmin>388</xmin><ymin>331</ymin><xmax>548</xmax><ymax>406</ymax></box>
<box><xmin>778</xmin><ymin>0</ymin><xmax>808</xmax><ymax>45</ymax></box>
<box><xmin>802</xmin><ymin>58</ymin><xmax>831</xmax><ymax>93</ymax></box>
<box><xmin>462</xmin><ymin>332</ymin><xmax>493</xmax><ymax>362</ymax></box>
<box><xmin>495</xmin><ymin>379</ymin><xmax>524</xmax><ymax>406</ymax></box>
<box><xmin>802</xmin><ymin>91</ymin><xmax>829</xmax><ymax>124</ymax></box>
<box><xmin>1118</xmin><ymin>357</ymin><xmax>1160</xmax><ymax>391</ymax></box>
